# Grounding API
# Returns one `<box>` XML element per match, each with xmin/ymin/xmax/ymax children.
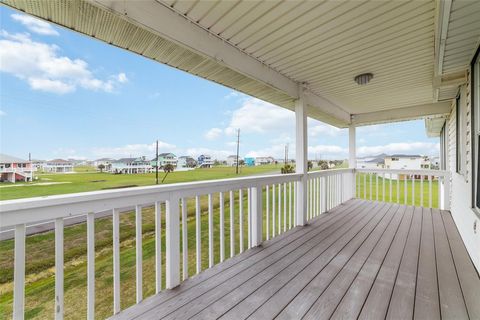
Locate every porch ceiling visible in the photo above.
<box><xmin>2</xmin><ymin>0</ymin><xmax>479</xmax><ymax>127</ymax></box>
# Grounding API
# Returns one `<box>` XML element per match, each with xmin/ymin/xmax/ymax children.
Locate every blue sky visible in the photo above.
<box><xmin>0</xmin><ymin>6</ymin><xmax>439</xmax><ymax>161</ymax></box>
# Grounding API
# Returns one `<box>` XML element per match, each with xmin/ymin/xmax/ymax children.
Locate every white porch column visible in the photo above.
<box><xmin>349</xmin><ymin>125</ymin><xmax>356</xmax><ymax>198</ymax></box>
<box><xmin>295</xmin><ymin>88</ymin><xmax>308</xmax><ymax>226</ymax></box>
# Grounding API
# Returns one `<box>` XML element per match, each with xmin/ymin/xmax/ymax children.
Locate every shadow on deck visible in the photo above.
<box><xmin>111</xmin><ymin>199</ymin><xmax>480</xmax><ymax>320</ymax></box>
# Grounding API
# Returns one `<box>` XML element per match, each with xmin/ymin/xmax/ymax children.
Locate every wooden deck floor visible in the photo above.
<box><xmin>112</xmin><ymin>199</ymin><xmax>480</xmax><ymax>320</ymax></box>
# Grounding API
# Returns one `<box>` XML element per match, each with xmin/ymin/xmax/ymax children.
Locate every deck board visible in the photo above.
<box><xmin>413</xmin><ymin>207</ymin><xmax>440</xmax><ymax>320</ymax></box>
<box><xmin>110</xmin><ymin>200</ymin><xmax>480</xmax><ymax>320</ymax></box>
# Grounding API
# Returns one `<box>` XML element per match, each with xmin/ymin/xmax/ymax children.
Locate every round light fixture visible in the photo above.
<box><xmin>354</xmin><ymin>73</ymin><xmax>374</xmax><ymax>85</ymax></box>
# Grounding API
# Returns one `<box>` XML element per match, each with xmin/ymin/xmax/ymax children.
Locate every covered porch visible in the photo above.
<box><xmin>111</xmin><ymin>199</ymin><xmax>479</xmax><ymax>320</ymax></box>
<box><xmin>1</xmin><ymin>0</ymin><xmax>479</xmax><ymax>319</ymax></box>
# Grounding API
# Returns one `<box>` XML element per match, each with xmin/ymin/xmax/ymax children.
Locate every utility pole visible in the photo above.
<box><xmin>155</xmin><ymin>140</ymin><xmax>159</xmax><ymax>184</ymax></box>
<box><xmin>235</xmin><ymin>129</ymin><xmax>240</xmax><ymax>174</ymax></box>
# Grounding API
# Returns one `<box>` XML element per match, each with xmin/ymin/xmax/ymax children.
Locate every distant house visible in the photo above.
<box><xmin>111</xmin><ymin>156</ymin><xmax>151</xmax><ymax>174</ymax></box>
<box><xmin>384</xmin><ymin>154</ymin><xmax>430</xmax><ymax>179</ymax></box>
<box><xmin>244</xmin><ymin>157</ymin><xmax>255</xmax><ymax>167</ymax></box>
<box><xmin>255</xmin><ymin>156</ymin><xmax>275</xmax><ymax>165</ymax></box>
<box><xmin>151</xmin><ymin>153</ymin><xmax>178</xmax><ymax>168</ymax></box>
<box><xmin>93</xmin><ymin>158</ymin><xmax>115</xmax><ymax>171</ymax></box>
<box><xmin>198</xmin><ymin>155</ymin><xmax>213</xmax><ymax>168</ymax></box>
<box><xmin>177</xmin><ymin>156</ymin><xmax>197</xmax><ymax>168</ymax></box>
<box><xmin>226</xmin><ymin>155</ymin><xmax>239</xmax><ymax>167</ymax></box>
<box><xmin>357</xmin><ymin>154</ymin><xmax>386</xmax><ymax>169</ymax></box>
<box><xmin>31</xmin><ymin>159</ymin><xmax>46</xmax><ymax>171</ymax></box>
<box><xmin>43</xmin><ymin>159</ymin><xmax>74</xmax><ymax>173</ymax></box>
<box><xmin>0</xmin><ymin>154</ymin><xmax>35</xmax><ymax>183</ymax></box>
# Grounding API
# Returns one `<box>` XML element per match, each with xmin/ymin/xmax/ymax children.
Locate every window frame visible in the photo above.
<box><xmin>471</xmin><ymin>45</ymin><xmax>480</xmax><ymax>212</ymax></box>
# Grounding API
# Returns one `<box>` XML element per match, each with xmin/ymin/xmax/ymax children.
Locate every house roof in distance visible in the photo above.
<box><xmin>0</xmin><ymin>153</ymin><xmax>29</xmax><ymax>163</ymax></box>
<box><xmin>47</xmin><ymin>159</ymin><xmax>72</xmax><ymax>163</ymax></box>
<box><xmin>389</xmin><ymin>154</ymin><xmax>422</xmax><ymax>158</ymax></box>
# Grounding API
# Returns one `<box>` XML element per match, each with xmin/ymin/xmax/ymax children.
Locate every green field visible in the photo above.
<box><xmin>0</xmin><ymin>164</ymin><xmax>280</xmax><ymax>201</ymax></box>
<box><xmin>356</xmin><ymin>173</ymin><xmax>440</xmax><ymax>208</ymax></box>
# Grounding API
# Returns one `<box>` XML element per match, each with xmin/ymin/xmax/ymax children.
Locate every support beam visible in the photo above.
<box><xmin>165</xmin><ymin>197</ymin><xmax>180</xmax><ymax>289</ymax></box>
<box><xmin>352</xmin><ymin>102</ymin><xmax>451</xmax><ymax>126</ymax></box>
<box><xmin>349</xmin><ymin>125</ymin><xmax>356</xmax><ymax>169</ymax></box>
<box><xmin>92</xmin><ymin>0</ymin><xmax>350</xmax><ymax>126</ymax></box>
<box><xmin>295</xmin><ymin>88</ymin><xmax>308</xmax><ymax>226</ymax></box>
<box><xmin>251</xmin><ymin>186</ymin><xmax>263</xmax><ymax>247</ymax></box>
<box><xmin>349</xmin><ymin>125</ymin><xmax>356</xmax><ymax>199</ymax></box>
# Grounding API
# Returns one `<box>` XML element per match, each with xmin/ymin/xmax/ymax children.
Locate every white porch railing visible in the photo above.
<box><xmin>355</xmin><ymin>169</ymin><xmax>451</xmax><ymax>210</ymax></box>
<box><xmin>4</xmin><ymin>167</ymin><xmax>452</xmax><ymax>318</ymax></box>
<box><xmin>0</xmin><ymin>170</ymin><xmax>353</xmax><ymax>319</ymax></box>
<box><xmin>306</xmin><ymin>169</ymin><xmax>355</xmax><ymax>221</ymax></box>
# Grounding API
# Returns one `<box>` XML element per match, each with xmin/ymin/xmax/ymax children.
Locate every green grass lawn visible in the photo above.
<box><xmin>355</xmin><ymin>173</ymin><xmax>440</xmax><ymax>208</ymax></box>
<box><xmin>0</xmin><ymin>164</ymin><xmax>280</xmax><ymax>201</ymax></box>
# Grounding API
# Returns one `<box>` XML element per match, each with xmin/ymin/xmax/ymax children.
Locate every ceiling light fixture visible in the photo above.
<box><xmin>354</xmin><ymin>73</ymin><xmax>374</xmax><ymax>85</ymax></box>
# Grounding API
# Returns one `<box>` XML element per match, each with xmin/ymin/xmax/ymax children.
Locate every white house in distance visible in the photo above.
<box><xmin>356</xmin><ymin>154</ymin><xmax>386</xmax><ymax>169</ymax></box>
<box><xmin>151</xmin><ymin>153</ymin><xmax>178</xmax><ymax>168</ymax></box>
<box><xmin>226</xmin><ymin>155</ymin><xmax>239</xmax><ymax>167</ymax></box>
<box><xmin>0</xmin><ymin>154</ymin><xmax>35</xmax><ymax>183</ymax></box>
<box><xmin>255</xmin><ymin>156</ymin><xmax>275</xmax><ymax>165</ymax></box>
<box><xmin>384</xmin><ymin>154</ymin><xmax>431</xmax><ymax>179</ymax></box>
<box><xmin>197</xmin><ymin>154</ymin><xmax>213</xmax><ymax>168</ymax></box>
<box><xmin>177</xmin><ymin>156</ymin><xmax>196</xmax><ymax>169</ymax></box>
<box><xmin>111</xmin><ymin>157</ymin><xmax>152</xmax><ymax>174</ymax></box>
<box><xmin>93</xmin><ymin>158</ymin><xmax>115</xmax><ymax>171</ymax></box>
<box><xmin>43</xmin><ymin>159</ymin><xmax>74</xmax><ymax>173</ymax></box>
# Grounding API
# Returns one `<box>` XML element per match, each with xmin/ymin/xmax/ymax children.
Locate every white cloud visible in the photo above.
<box><xmin>0</xmin><ymin>30</ymin><xmax>127</xmax><ymax>94</ymax></box>
<box><xmin>11</xmin><ymin>14</ymin><xmax>59</xmax><ymax>36</ymax></box>
<box><xmin>225</xmin><ymin>98</ymin><xmax>294</xmax><ymax>135</ymax></box>
<box><xmin>0</xmin><ymin>110</ymin><xmax>6</xmax><ymax>116</ymax></box>
<box><xmin>92</xmin><ymin>141</ymin><xmax>176</xmax><ymax>158</ymax></box>
<box><xmin>204</xmin><ymin>127</ymin><xmax>222</xmax><ymax>140</ymax></box>
<box><xmin>244</xmin><ymin>143</ymin><xmax>290</xmax><ymax>159</ymax></box>
<box><xmin>357</xmin><ymin>142</ymin><xmax>439</xmax><ymax>157</ymax></box>
<box><xmin>308</xmin><ymin>121</ymin><xmax>344</xmax><ymax>137</ymax></box>
<box><xmin>117</xmin><ymin>72</ymin><xmax>128</xmax><ymax>83</ymax></box>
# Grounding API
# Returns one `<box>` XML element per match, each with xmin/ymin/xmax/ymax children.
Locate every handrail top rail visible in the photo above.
<box><xmin>355</xmin><ymin>168</ymin><xmax>450</xmax><ymax>177</ymax></box>
<box><xmin>0</xmin><ymin>172</ymin><xmax>303</xmax><ymax>214</ymax></box>
<box><xmin>307</xmin><ymin>168</ymin><xmax>354</xmax><ymax>176</ymax></box>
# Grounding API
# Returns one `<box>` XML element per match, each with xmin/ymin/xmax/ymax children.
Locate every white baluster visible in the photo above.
<box><xmin>239</xmin><ymin>189</ymin><xmax>244</xmax><ymax>252</ymax></box>
<box><xmin>55</xmin><ymin>218</ymin><xmax>64</xmax><ymax>319</ymax></box>
<box><xmin>135</xmin><ymin>205</ymin><xmax>143</xmax><ymax>302</ymax></box>
<box><xmin>155</xmin><ymin>202</ymin><xmax>162</xmax><ymax>292</ymax></box>
<box><xmin>208</xmin><ymin>194</ymin><xmax>213</xmax><ymax>267</ymax></box>
<box><xmin>289</xmin><ymin>182</ymin><xmax>292</xmax><ymax>228</ymax></box>
<box><xmin>13</xmin><ymin>224</ymin><xmax>26</xmax><ymax>320</ymax></box>
<box><xmin>195</xmin><ymin>196</ymin><xmax>201</xmax><ymax>274</ymax></box>
<box><xmin>429</xmin><ymin>175</ymin><xmax>433</xmax><ymax>208</ymax></box>
<box><xmin>266</xmin><ymin>185</ymin><xmax>270</xmax><ymax>240</ymax></box>
<box><xmin>283</xmin><ymin>183</ymin><xmax>287</xmax><ymax>231</ymax></box>
<box><xmin>219</xmin><ymin>192</ymin><xmax>225</xmax><ymax>262</ymax></box>
<box><xmin>420</xmin><ymin>176</ymin><xmax>424</xmax><ymax>207</ymax></box>
<box><xmin>230</xmin><ymin>191</ymin><xmax>235</xmax><ymax>257</ymax></box>
<box><xmin>113</xmin><ymin>209</ymin><xmax>121</xmax><ymax>312</ymax></box>
<box><xmin>87</xmin><ymin>213</ymin><xmax>95</xmax><ymax>320</ymax></box>
<box><xmin>181</xmin><ymin>198</ymin><xmax>188</xmax><ymax>280</ymax></box>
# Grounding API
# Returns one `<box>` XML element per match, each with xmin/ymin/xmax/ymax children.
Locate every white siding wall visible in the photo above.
<box><xmin>447</xmin><ymin>70</ymin><xmax>480</xmax><ymax>272</ymax></box>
